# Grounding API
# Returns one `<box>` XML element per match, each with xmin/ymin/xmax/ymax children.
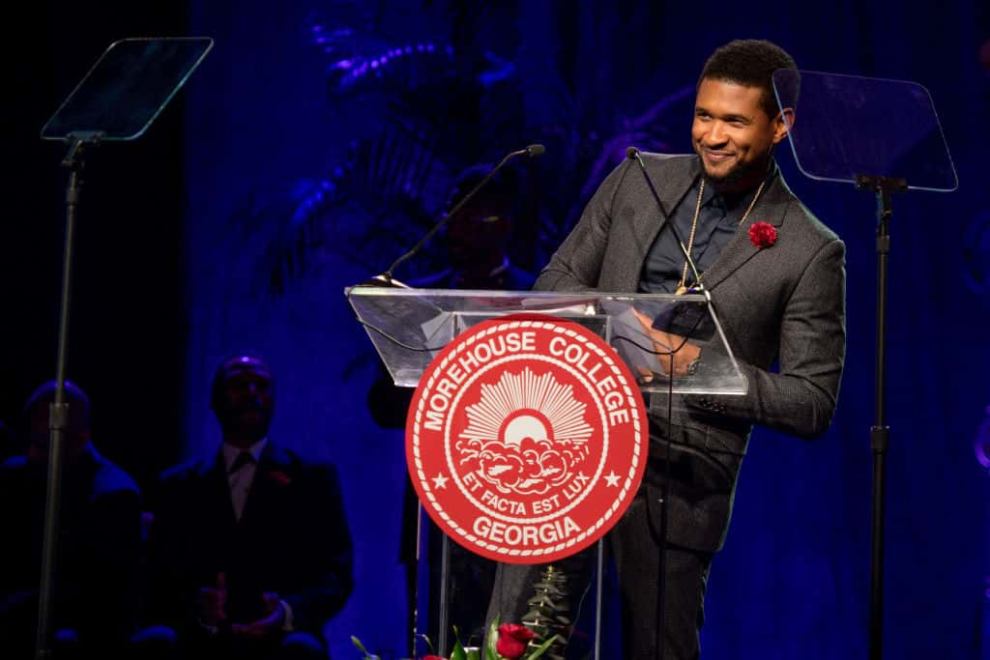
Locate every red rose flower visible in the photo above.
<box><xmin>748</xmin><ymin>221</ymin><xmax>777</xmax><ymax>249</ymax></box>
<box><xmin>421</xmin><ymin>656</ymin><xmax>446</xmax><ymax>660</ymax></box>
<box><xmin>496</xmin><ymin>623</ymin><xmax>537</xmax><ymax>659</ymax></box>
<box><xmin>266</xmin><ymin>469</ymin><xmax>292</xmax><ymax>486</ymax></box>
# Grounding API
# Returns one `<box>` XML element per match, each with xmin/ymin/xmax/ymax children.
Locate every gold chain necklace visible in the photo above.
<box><xmin>674</xmin><ymin>177</ymin><xmax>767</xmax><ymax>295</ymax></box>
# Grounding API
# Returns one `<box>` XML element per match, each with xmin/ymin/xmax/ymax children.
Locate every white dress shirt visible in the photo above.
<box><xmin>221</xmin><ymin>438</ymin><xmax>267</xmax><ymax>521</ymax></box>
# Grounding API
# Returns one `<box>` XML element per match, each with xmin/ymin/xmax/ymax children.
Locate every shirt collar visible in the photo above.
<box><xmin>222</xmin><ymin>437</ymin><xmax>267</xmax><ymax>472</ymax></box>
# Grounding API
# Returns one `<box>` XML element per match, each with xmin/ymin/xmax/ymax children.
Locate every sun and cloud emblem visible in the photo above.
<box><xmin>456</xmin><ymin>367</ymin><xmax>594</xmax><ymax>495</ymax></box>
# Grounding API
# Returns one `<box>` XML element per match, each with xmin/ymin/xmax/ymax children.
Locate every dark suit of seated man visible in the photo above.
<box><xmin>139</xmin><ymin>354</ymin><xmax>354</xmax><ymax>660</ymax></box>
<box><xmin>0</xmin><ymin>380</ymin><xmax>142</xmax><ymax>659</ymax></box>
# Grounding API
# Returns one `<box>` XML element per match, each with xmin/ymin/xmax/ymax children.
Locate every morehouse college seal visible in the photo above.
<box><xmin>406</xmin><ymin>316</ymin><xmax>648</xmax><ymax>564</ymax></box>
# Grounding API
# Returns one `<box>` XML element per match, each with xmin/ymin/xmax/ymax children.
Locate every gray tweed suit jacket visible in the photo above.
<box><xmin>535</xmin><ymin>152</ymin><xmax>846</xmax><ymax>552</ymax></box>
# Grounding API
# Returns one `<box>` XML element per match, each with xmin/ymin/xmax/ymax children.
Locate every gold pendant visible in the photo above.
<box><xmin>675</xmin><ymin>285</ymin><xmax>688</xmax><ymax>296</ymax></box>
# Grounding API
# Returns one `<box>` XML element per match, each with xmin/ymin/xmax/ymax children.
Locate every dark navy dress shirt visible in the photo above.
<box><xmin>639</xmin><ymin>162</ymin><xmax>779</xmax><ymax>293</ymax></box>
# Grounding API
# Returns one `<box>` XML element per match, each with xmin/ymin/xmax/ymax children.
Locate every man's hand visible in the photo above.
<box><xmin>197</xmin><ymin>572</ymin><xmax>228</xmax><ymax>627</ymax></box>
<box><xmin>230</xmin><ymin>592</ymin><xmax>286</xmax><ymax>640</ymax></box>
<box><xmin>632</xmin><ymin>309</ymin><xmax>701</xmax><ymax>377</ymax></box>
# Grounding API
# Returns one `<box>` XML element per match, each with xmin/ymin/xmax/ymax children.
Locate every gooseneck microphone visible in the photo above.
<box><xmin>626</xmin><ymin>146</ymin><xmax>740</xmax><ymax>371</ymax></box>
<box><xmin>625</xmin><ymin>146</ymin><xmax>704</xmax><ymax>290</ymax></box>
<box><xmin>377</xmin><ymin>144</ymin><xmax>545</xmax><ymax>283</ymax></box>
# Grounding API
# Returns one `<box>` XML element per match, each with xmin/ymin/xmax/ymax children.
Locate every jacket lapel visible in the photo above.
<box><xmin>700</xmin><ymin>174</ymin><xmax>794</xmax><ymax>291</ymax></box>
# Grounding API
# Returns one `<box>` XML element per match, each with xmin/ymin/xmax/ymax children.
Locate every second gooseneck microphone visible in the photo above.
<box><xmin>380</xmin><ymin>144</ymin><xmax>545</xmax><ymax>283</ymax></box>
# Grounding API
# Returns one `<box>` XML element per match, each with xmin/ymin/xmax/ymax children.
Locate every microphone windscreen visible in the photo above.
<box><xmin>526</xmin><ymin>144</ymin><xmax>546</xmax><ymax>157</ymax></box>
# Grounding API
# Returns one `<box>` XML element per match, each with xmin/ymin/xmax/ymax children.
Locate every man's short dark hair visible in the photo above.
<box><xmin>699</xmin><ymin>39</ymin><xmax>798</xmax><ymax>117</ymax></box>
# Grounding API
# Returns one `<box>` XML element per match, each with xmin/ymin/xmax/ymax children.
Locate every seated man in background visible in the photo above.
<box><xmin>141</xmin><ymin>354</ymin><xmax>353</xmax><ymax>659</ymax></box>
<box><xmin>0</xmin><ymin>380</ymin><xmax>142</xmax><ymax>658</ymax></box>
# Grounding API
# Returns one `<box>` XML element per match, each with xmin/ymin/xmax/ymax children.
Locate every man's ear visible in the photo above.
<box><xmin>772</xmin><ymin>108</ymin><xmax>794</xmax><ymax>145</ymax></box>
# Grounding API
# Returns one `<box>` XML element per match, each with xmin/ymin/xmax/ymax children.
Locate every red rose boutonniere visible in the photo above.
<box><xmin>266</xmin><ymin>469</ymin><xmax>292</xmax><ymax>487</ymax></box>
<box><xmin>748</xmin><ymin>221</ymin><xmax>777</xmax><ymax>249</ymax></box>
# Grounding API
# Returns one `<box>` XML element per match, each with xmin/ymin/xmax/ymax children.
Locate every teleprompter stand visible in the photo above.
<box><xmin>35</xmin><ymin>37</ymin><xmax>212</xmax><ymax>660</ymax></box>
<box><xmin>773</xmin><ymin>69</ymin><xmax>958</xmax><ymax>660</ymax></box>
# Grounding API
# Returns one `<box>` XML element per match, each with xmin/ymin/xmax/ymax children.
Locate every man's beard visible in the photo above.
<box><xmin>698</xmin><ymin>149</ymin><xmax>771</xmax><ymax>192</ymax></box>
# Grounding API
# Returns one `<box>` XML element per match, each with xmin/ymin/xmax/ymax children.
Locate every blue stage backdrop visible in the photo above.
<box><xmin>181</xmin><ymin>1</ymin><xmax>990</xmax><ymax>657</ymax></box>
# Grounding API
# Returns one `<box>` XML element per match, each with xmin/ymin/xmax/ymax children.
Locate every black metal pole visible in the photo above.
<box><xmin>856</xmin><ymin>174</ymin><xmax>904</xmax><ymax>660</ymax></box>
<box><xmin>35</xmin><ymin>140</ymin><xmax>86</xmax><ymax>660</ymax></box>
<box><xmin>869</xmin><ymin>184</ymin><xmax>891</xmax><ymax>660</ymax></box>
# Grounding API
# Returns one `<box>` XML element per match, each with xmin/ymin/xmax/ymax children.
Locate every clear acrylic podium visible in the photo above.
<box><xmin>347</xmin><ymin>284</ymin><xmax>746</xmax><ymax>657</ymax></box>
<box><xmin>346</xmin><ymin>285</ymin><xmax>747</xmax><ymax>395</ymax></box>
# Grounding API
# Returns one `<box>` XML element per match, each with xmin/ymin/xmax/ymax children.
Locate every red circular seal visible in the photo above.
<box><xmin>406</xmin><ymin>316</ymin><xmax>648</xmax><ymax>564</ymax></box>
